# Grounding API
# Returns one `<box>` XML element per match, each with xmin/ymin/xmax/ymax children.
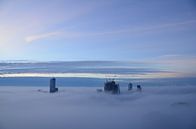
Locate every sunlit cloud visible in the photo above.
<box><xmin>0</xmin><ymin>72</ymin><xmax>180</xmax><ymax>79</ymax></box>
<box><xmin>25</xmin><ymin>32</ymin><xmax>61</xmax><ymax>43</ymax></box>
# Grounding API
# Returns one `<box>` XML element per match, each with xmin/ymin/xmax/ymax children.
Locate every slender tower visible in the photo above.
<box><xmin>50</xmin><ymin>78</ymin><xmax>56</xmax><ymax>93</ymax></box>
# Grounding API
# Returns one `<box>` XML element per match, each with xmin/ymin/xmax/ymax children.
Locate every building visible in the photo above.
<box><xmin>104</xmin><ymin>80</ymin><xmax>120</xmax><ymax>94</ymax></box>
<box><xmin>50</xmin><ymin>78</ymin><xmax>58</xmax><ymax>93</ymax></box>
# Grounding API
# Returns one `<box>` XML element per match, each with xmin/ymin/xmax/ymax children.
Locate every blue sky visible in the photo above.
<box><xmin>0</xmin><ymin>0</ymin><xmax>196</xmax><ymax>77</ymax></box>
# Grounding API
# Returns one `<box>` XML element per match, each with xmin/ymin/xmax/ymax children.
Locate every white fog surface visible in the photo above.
<box><xmin>0</xmin><ymin>86</ymin><xmax>196</xmax><ymax>129</ymax></box>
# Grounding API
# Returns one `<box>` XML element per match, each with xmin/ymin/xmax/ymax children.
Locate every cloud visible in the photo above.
<box><xmin>25</xmin><ymin>31</ymin><xmax>88</xmax><ymax>43</ymax></box>
<box><xmin>25</xmin><ymin>19</ymin><xmax>196</xmax><ymax>43</ymax></box>
<box><xmin>0</xmin><ymin>72</ymin><xmax>179</xmax><ymax>79</ymax></box>
<box><xmin>154</xmin><ymin>55</ymin><xmax>196</xmax><ymax>66</ymax></box>
<box><xmin>0</xmin><ymin>60</ymin><xmax>187</xmax><ymax>78</ymax></box>
<box><xmin>148</xmin><ymin>55</ymin><xmax>196</xmax><ymax>77</ymax></box>
<box><xmin>25</xmin><ymin>32</ymin><xmax>61</xmax><ymax>43</ymax></box>
<box><xmin>24</xmin><ymin>19</ymin><xmax>196</xmax><ymax>43</ymax></box>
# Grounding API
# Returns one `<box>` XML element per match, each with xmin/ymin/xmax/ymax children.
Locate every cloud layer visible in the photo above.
<box><xmin>0</xmin><ymin>60</ymin><xmax>194</xmax><ymax>78</ymax></box>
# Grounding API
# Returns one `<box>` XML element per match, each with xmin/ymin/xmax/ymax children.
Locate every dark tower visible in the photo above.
<box><xmin>50</xmin><ymin>78</ymin><xmax>58</xmax><ymax>93</ymax></box>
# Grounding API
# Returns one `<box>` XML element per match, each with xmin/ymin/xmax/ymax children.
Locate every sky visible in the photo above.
<box><xmin>0</xmin><ymin>0</ymin><xmax>196</xmax><ymax>77</ymax></box>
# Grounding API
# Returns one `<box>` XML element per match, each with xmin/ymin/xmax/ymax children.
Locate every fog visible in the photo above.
<box><xmin>0</xmin><ymin>86</ymin><xmax>196</xmax><ymax>129</ymax></box>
